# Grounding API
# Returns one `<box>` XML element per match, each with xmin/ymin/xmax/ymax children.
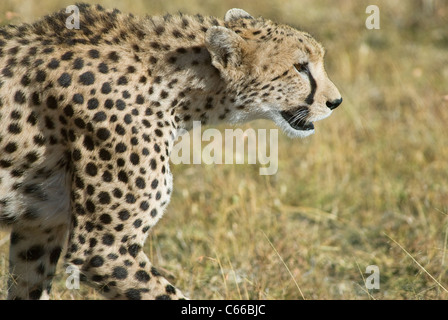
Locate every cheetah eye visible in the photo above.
<box><xmin>294</xmin><ymin>62</ymin><xmax>309</xmax><ymax>74</ymax></box>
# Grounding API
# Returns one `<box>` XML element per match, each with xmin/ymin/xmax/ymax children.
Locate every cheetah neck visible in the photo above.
<box><xmin>135</xmin><ymin>42</ymin><xmax>243</xmax><ymax>133</ymax></box>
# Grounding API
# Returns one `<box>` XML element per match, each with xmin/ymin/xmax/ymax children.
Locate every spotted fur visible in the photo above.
<box><xmin>0</xmin><ymin>4</ymin><xmax>341</xmax><ymax>299</ymax></box>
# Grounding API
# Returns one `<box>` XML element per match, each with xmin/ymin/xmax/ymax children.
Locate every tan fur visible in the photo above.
<box><xmin>0</xmin><ymin>4</ymin><xmax>341</xmax><ymax>299</ymax></box>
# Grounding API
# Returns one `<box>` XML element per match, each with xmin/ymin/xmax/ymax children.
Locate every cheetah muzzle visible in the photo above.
<box><xmin>0</xmin><ymin>4</ymin><xmax>342</xmax><ymax>300</ymax></box>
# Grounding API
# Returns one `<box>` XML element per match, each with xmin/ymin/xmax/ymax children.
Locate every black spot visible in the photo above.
<box><xmin>72</xmin><ymin>149</ymin><xmax>82</xmax><ymax>161</ymax></box>
<box><xmin>98</xmin><ymin>62</ymin><xmax>109</xmax><ymax>74</ymax></box>
<box><xmin>96</xmin><ymin>128</ymin><xmax>111</xmax><ymax>141</ymax></box>
<box><xmin>14</xmin><ymin>90</ymin><xmax>26</xmax><ymax>104</ymax></box>
<box><xmin>166</xmin><ymin>284</ymin><xmax>176</xmax><ymax>294</ymax></box>
<box><xmin>155</xmin><ymin>295</ymin><xmax>171</xmax><ymax>300</ymax></box>
<box><xmin>20</xmin><ymin>74</ymin><xmax>31</xmax><ymax>86</ymax></box>
<box><xmin>61</xmin><ymin>51</ymin><xmax>74</xmax><ymax>60</ymax></box>
<box><xmin>101</xmin><ymin>82</ymin><xmax>111</xmax><ymax>94</ymax></box>
<box><xmin>74</xmin><ymin>118</ymin><xmax>86</xmax><ymax>129</ymax></box>
<box><xmin>46</xmin><ymin>96</ymin><xmax>58</xmax><ymax>109</ymax></box>
<box><xmin>72</xmin><ymin>258</ymin><xmax>84</xmax><ymax>265</ymax></box>
<box><xmin>4</xmin><ymin>142</ymin><xmax>17</xmax><ymax>153</ymax></box>
<box><xmin>112</xmin><ymin>124</ymin><xmax>124</xmax><ymax>136</ymax></box>
<box><xmin>150</xmin><ymin>159</ymin><xmax>157</xmax><ymax>170</ymax></box>
<box><xmin>99</xmin><ymin>214</ymin><xmax>112</xmax><ymax>224</ymax></box>
<box><xmin>115</xmin><ymin>142</ymin><xmax>127</xmax><ymax>153</ymax></box>
<box><xmin>127</xmin><ymin>65</ymin><xmax>136</xmax><ymax>73</ymax></box>
<box><xmin>130</xmin><ymin>153</ymin><xmax>140</xmax><ymax>165</ymax></box>
<box><xmin>122</xmin><ymin>90</ymin><xmax>131</xmax><ymax>99</ymax></box>
<box><xmin>19</xmin><ymin>245</ymin><xmax>45</xmax><ymax>261</ymax></box>
<box><xmin>118</xmin><ymin>170</ymin><xmax>128</xmax><ymax>183</ymax></box>
<box><xmin>116</xmin><ymin>99</ymin><xmax>125</xmax><ymax>110</ymax></box>
<box><xmin>135</xmin><ymin>270</ymin><xmax>150</xmax><ymax>282</ymax></box>
<box><xmin>85</xmin><ymin>162</ymin><xmax>98</xmax><ymax>176</ymax></box>
<box><xmin>125</xmin><ymin>289</ymin><xmax>141</xmax><ymax>300</ymax></box>
<box><xmin>10</xmin><ymin>232</ymin><xmax>21</xmax><ymax>245</ymax></box>
<box><xmin>172</xmin><ymin>30</ymin><xmax>182</xmax><ymax>38</ymax></box>
<box><xmin>83</xmin><ymin>135</ymin><xmax>94</xmax><ymax>150</ymax></box>
<box><xmin>135</xmin><ymin>177</ymin><xmax>146</xmax><ymax>189</ymax></box>
<box><xmin>73</xmin><ymin>57</ymin><xmax>84</xmax><ymax>70</ymax></box>
<box><xmin>98</xmin><ymin>192</ymin><xmax>111</xmax><ymax>205</ymax></box>
<box><xmin>87</xmin><ymin>98</ymin><xmax>99</xmax><ymax>110</ymax></box>
<box><xmin>72</xmin><ymin>93</ymin><xmax>84</xmax><ymax>104</ymax></box>
<box><xmin>150</xmin><ymin>209</ymin><xmax>157</xmax><ymax>217</ymax></box>
<box><xmin>118</xmin><ymin>209</ymin><xmax>130</xmax><ymax>221</ymax></box>
<box><xmin>112</xmin><ymin>267</ymin><xmax>128</xmax><ymax>279</ymax></box>
<box><xmin>0</xmin><ymin>160</ymin><xmax>12</xmax><ymax>168</ymax></box>
<box><xmin>36</xmin><ymin>264</ymin><xmax>45</xmax><ymax>275</ymax></box>
<box><xmin>8</xmin><ymin>123</ymin><xmax>21</xmax><ymax>134</ymax></box>
<box><xmin>102</xmin><ymin>234</ymin><xmax>114</xmax><ymax>246</ymax></box>
<box><xmin>160</xmin><ymin>90</ymin><xmax>168</xmax><ymax>99</ymax></box>
<box><xmin>79</xmin><ymin>72</ymin><xmax>95</xmax><ymax>85</ymax></box>
<box><xmin>89</xmin><ymin>238</ymin><xmax>97</xmax><ymax>248</ymax></box>
<box><xmin>93</xmin><ymin>111</ymin><xmax>107</xmax><ymax>122</ymax></box>
<box><xmin>107</xmin><ymin>254</ymin><xmax>118</xmax><ymax>261</ymax></box>
<box><xmin>117</xmin><ymin>76</ymin><xmax>128</xmax><ymax>85</ymax></box>
<box><xmin>102</xmin><ymin>171</ymin><xmax>113</xmax><ymax>182</ymax></box>
<box><xmin>150</xmin><ymin>42</ymin><xmax>160</xmax><ymax>50</ymax></box>
<box><xmin>29</xmin><ymin>288</ymin><xmax>43</xmax><ymax>300</ymax></box>
<box><xmin>85</xmin><ymin>221</ymin><xmax>94</xmax><ymax>232</ymax></box>
<box><xmin>89</xmin><ymin>255</ymin><xmax>104</xmax><ymax>268</ymax></box>
<box><xmin>139</xmin><ymin>76</ymin><xmax>147</xmax><ymax>83</ymax></box>
<box><xmin>58</xmin><ymin>73</ymin><xmax>72</xmax><ymax>87</ymax></box>
<box><xmin>88</xmin><ymin>49</ymin><xmax>100</xmax><ymax>59</ymax></box>
<box><xmin>108</xmin><ymin>51</ymin><xmax>120</xmax><ymax>62</ymax></box>
<box><xmin>125</xmin><ymin>193</ymin><xmax>136</xmax><ymax>204</ymax></box>
<box><xmin>128</xmin><ymin>244</ymin><xmax>141</xmax><ymax>258</ymax></box>
<box><xmin>124</xmin><ymin>114</ymin><xmax>132</xmax><ymax>124</ymax></box>
<box><xmin>91</xmin><ymin>275</ymin><xmax>104</xmax><ymax>282</ymax></box>
<box><xmin>85</xmin><ymin>200</ymin><xmax>96</xmax><ymax>213</ymax></box>
<box><xmin>112</xmin><ymin>188</ymin><xmax>123</xmax><ymax>199</ymax></box>
<box><xmin>45</xmin><ymin>116</ymin><xmax>54</xmax><ymax>130</ymax></box>
<box><xmin>104</xmin><ymin>99</ymin><xmax>114</xmax><ymax>109</ymax></box>
<box><xmin>151</xmin><ymin>179</ymin><xmax>159</xmax><ymax>189</ymax></box>
<box><xmin>26</xmin><ymin>111</ymin><xmax>37</xmax><ymax>126</ymax></box>
<box><xmin>25</xmin><ymin>152</ymin><xmax>39</xmax><ymax>163</ymax></box>
<box><xmin>133</xmin><ymin>219</ymin><xmax>142</xmax><ymax>228</ymax></box>
<box><xmin>49</xmin><ymin>247</ymin><xmax>62</xmax><ymax>264</ymax></box>
<box><xmin>140</xmin><ymin>201</ymin><xmax>149</xmax><ymax>211</ymax></box>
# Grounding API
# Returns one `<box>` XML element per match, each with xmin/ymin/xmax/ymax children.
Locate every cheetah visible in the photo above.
<box><xmin>0</xmin><ymin>4</ymin><xmax>342</xmax><ymax>299</ymax></box>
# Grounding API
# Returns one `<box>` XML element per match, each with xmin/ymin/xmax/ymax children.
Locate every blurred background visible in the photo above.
<box><xmin>0</xmin><ymin>0</ymin><xmax>447</xmax><ymax>299</ymax></box>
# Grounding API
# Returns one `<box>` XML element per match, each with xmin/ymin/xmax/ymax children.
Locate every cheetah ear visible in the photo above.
<box><xmin>224</xmin><ymin>8</ymin><xmax>253</xmax><ymax>21</ymax></box>
<box><xmin>205</xmin><ymin>26</ymin><xmax>246</xmax><ymax>72</ymax></box>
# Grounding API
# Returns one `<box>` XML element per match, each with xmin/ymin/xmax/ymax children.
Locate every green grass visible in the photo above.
<box><xmin>1</xmin><ymin>0</ymin><xmax>448</xmax><ymax>299</ymax></box>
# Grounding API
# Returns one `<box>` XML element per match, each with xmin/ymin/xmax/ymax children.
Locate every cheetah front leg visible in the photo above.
<box><xmin>65</xmin><ymin>215</ymin><xmax>185</xmax><ymax>299</ymax></box>
<box><xmin>65</xmin><ymin>163</ymin><xmax>185</xmax><ymax>300</ymax></box>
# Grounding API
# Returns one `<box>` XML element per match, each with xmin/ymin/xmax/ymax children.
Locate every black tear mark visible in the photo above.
<box><xmin>304</xmin><ymin>69</ymin><xmax>317</xmax><ymax>105</ymax></box>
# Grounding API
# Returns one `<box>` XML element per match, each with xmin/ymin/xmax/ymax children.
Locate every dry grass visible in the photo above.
<box><xmin>1</xmin><ymin>0</ymin><xmax>448</xmax><ymax>300</ymax></box>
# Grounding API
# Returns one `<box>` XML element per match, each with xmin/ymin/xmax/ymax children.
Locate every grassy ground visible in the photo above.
<box><xmin>1</xmin><ymin>0</ymin><xmax>447</xmax><ymax>299</ymax></box>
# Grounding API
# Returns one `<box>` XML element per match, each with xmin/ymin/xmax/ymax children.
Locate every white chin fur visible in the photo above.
<box><xmin>279</xmin><ymin>123</ymin><xmax>315</xmax><ymax>138</ymax></box>
<box><xmin>272</xmin><ymin>113</ymin><xmax>315</xmax><ymax>138</ymax></box>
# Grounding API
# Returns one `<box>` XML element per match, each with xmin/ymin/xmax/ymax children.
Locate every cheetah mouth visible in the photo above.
<box><xmin>280</xmin><ymin>108</ymin><xmax>315</xmax><ymax>131</ymax></box>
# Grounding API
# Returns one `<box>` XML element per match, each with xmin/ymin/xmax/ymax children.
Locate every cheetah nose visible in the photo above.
<box><xmin>326</xmin><ymin>98</ymin><xmax>343</xmax><ymax>110</ymax></box>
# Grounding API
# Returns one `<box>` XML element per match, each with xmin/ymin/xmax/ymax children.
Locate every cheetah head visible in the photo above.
<box><xmin>205</xmin><ymin>9</ymin><xmax>342</xmax><ymax>138</ymax></box>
